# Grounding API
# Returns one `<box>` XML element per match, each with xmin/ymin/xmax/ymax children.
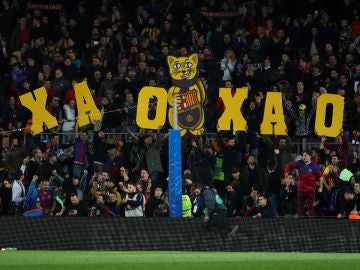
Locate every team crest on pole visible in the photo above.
<box><xmin>167</xmin><ymin>54</ymin><xmax>205</xmax><ymax>136</ymax></box>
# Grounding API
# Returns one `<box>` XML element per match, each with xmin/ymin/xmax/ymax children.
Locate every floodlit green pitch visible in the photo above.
<box><xmin>1</xmin><ymin>251</ymin><xmax>359</xmax><ymax>270</ymax></box>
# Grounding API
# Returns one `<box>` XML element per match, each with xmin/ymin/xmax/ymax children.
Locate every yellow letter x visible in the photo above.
<box><xmin>19</xmin><ymin>87</ymin><xmax>58</xmax><ymax>135</ymax></box>
<box><xmin>217</xmin><ymin>88</ymin><xmax>248</xmax><ymax>131</ymax></box>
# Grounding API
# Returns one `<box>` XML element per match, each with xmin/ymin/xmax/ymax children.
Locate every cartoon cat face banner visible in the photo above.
<box><xmin>20</xmin><ymin>53</ymin><xmax>344</xmax><ymax>138</ymax></box>
<box><xmin>166</xmin><ymin>54</ymin><xmax>205</xmax><ymax>136</ymax></box>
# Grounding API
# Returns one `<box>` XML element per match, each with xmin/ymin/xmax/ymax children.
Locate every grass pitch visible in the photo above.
<box><xmin>0</xmin><ymin>251</ymin><xmax>359</xmax><ymax>270</ymax></box>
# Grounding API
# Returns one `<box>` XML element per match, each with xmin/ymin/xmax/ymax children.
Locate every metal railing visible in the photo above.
<box><xmin>32</xmin><ymin>132</ymin><xmax>336</xmax><ymax>154</ymax></box>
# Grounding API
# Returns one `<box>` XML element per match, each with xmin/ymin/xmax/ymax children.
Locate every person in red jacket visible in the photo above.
<box><xmin>284</xmin><ymin>149</ymin><xmax>324</xmax><ymax>217</ymax></box>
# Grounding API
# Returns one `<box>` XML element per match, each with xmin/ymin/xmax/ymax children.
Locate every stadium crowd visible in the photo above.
<box><xmin>1</xmin><ymin>0</ymin><xmax>360</xmax><ymax>219</ymax></box>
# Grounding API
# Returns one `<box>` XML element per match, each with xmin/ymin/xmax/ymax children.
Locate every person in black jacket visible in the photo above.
<box><xmin>225</xmin><ymin>180</ymin><xmax>244</xmax><ymax>217</ymax></box>
<box><xmin>279</xmin><ymin>174</ymin><xmax>298</xmax><ymax>218</ymax></box>
<box><xmin>92</xmin><ymin>126</ymin><xmax>117</xmax><ymax>172</ymax></box>
<box><xmin>253</xmin><ymin>194</ymin><xmax>274</xmax><ymax>218</ymax></box>
<box><xmin>216</xmin><ymin>133</ymin><xmax>244</xmax><ymax>184</ymax></box>
<box><xmin>145</xmin><ymin>186</ymin><xmax>165</xmax><ymax>217</ymax></box>
<box><xmin>266</xmin><ymin>160</ymin><xmax>283</xmax><ymax>217</ymax></box>
<box><xmin>187</xmin><ymin>139</ymin><xmax>216</xmax><ymax>186</ymax></box>
<box><xmin>66</xmin><ymin>193</ymin><xmax>89</xmax><ymax>217</ymax></box>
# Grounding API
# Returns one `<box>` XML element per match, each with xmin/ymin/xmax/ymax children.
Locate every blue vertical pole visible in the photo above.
<box><xmin>168</xmin><ymin>129</ymin><xmax>182</xmax><ymax>217</ymax></box>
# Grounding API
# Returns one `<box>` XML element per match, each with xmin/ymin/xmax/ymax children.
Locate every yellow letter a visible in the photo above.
<box><xmin>19</xmin><ymin>87</ymin><xmax>58</xmax><ymax>135</ymax></box>
<box><xmin>260</xmin><ymin>92</ymin><xmax>287</xmax><ymax>135</ymax></box>
<box><xmin>74</xmin><ymin>81</ymin><xmax>102</xmax><ymax>127</ymax></box>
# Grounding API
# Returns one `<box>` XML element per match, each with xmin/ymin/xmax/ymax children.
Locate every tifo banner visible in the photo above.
<box><xmin>19</xmin><ymin>58</ymin><xmax>345</xmax><ymax>137</ymax></box>
<box><xmin>201</xmin><ymin>12</ymin><xmax>239</xmax><ymax>18</ymax></box>
<box><xmin>167</xmin><ymin>54</ymin><xmax>206</xmax><ymax>136</ymax></box>
<box><xmin>27</xmin><ymin>2</ymin><xmax>62</xmax><ymax>10</ymax></box>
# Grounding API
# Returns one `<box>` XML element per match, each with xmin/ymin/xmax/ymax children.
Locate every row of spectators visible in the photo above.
<box><xmin>0</xmin><ymin>0</ymin><xmax>360</xmax><ymax>218</ymax></box>
<box><xmin>0</xmin><ymin>124</ymin><xmax>359</xmax><ymax>218</ymax></box>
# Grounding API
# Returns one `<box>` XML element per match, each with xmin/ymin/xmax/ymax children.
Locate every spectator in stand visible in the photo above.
<box><xmin>72</xmin><ymin>126</ymin><xmax>90</xmax><ymax>179</ymax></box>
<box><xmin>63</xmin><ymin>79</ymin><xmax>79</xmax><ymax>106</ymax></box>
<box><xmin>87</xmin><ymin>69</ymin><xmax>104</xmax><ymax>98</ymax></box>
<box><xmin>103</xmin><ymin>191</ymin><xmax>122</xmax><ymax>216</ymax></box>
<box><xmin>321</xmin><ymin>133</ymin><xmax>349</xmax><ymax>167</ymax></box>
<box><xmin>51</xmin><ymin>68</ymin><xmax>71</xmax><ymax>101</ymax></box>
<box><xmin>122</xmin><ymin>181</ymin><xmax>144</xmax><ymax>217</ymax></box>
<box><xmin>18</xmin><ymin>78</ymin><xmax>34</xmax><ymax>96</ymax></box>
<box><xmin>41</xmin><ymin>62</ymin><xmax>52</xmax><ymax>81</ymax></box>
<box><xmin>234</xmin><ymin>5</ymin><xmax>256</xmax><ymax>37</ymax></box>
<box><xmin>338</xmin><ymin>18</ymin><xmax>355</xmax><ymax>56</ymax></box>
<box><xmin>89</xmin><ymin>171</ymin><xmax>108</xmax><ymax>199</ymax></box>
<box><xmin>37</xmin><ymin>152</ymin><xmax>62</xmax><ymax>180</ymax></box>
<box><xmin>1</xmin><ymin>96</ymin><xmax>25</xmax><ymax>131</ymax></box>
<box><xmin>145</xmin><ymin>186</ymin><xmax>165</xmax><ymax>217</ymax></box>
<box><xmin>43</xmin><ymin>79</ymin><xmax>56</xmax><ymax>104</ymax></box>
<box><xmin>240</xmin><ymin>154</ymin><xmax>268</xmax><ymax>197</ymax></box>
<box><xmin>9</xmin><ymin>16</ymin><xmax>30</xmax><ymax>52</ymax></box>
<box><xmin>266</xmin><ymin>160</ymin><xmax>283</xmax><ymax>217</ymax></box>
<box><xmin>64</xmin><ymin>193</ymin><xmax>89</xmax><ymax>217</ymax></box>
<box><xmin>97</xmin><ymin>36</ymin><xmax>117</xmax><ymax>72</ymax></box>
<box><xmin>141</xmin><ymin>16</ymin><xmax>161</xmax><ymax>46</ymax></box>
<box><xmin>99</xmin><ymin>70</ymin><xmax>118</xmax><ymax>99</ymax></box>
<box><xmin>133</xmin><ymin>126</ymin><xmax>167</xmax><ymax>183</ymax></box>
<box><xmin>44</xmin><ymin>132</ymin><xmax>71</xmax><ymax>160</ymax></box>
<box><xmin>62</xmin><ymin>99</ymin><xmax>77</xmax><ymax>141</ymax></box>
<box><xmin>1</xmin><ymin>135</ymin><xmax>10</xmax><ymax>168</ymax></box>
<box><xmin>98</xmin><ymin>95</ymin><xmax>121</xmax><ymax>133</ymax></box>
<box><xmin>92</xmin><ymin>124</ymin><xmax>117</xmax><ymax>173</ymax></box>
<box><xmin>103</xmin><ymin>144</ymin><xmax>126</xmax><ymax>181</ymax></box>
<box><xmin>5</xmin><ymin>137</ymin><xmax>26</xmax><ymax>174</ymax></box>
<box><xmin>225</xmin><ymin>180</ymin><xmax>244</xmax><ymax>218</ymax></box>
<box><xmin>330</xmin><ymin>186</ymin><xmax>356</xmax><ymax>219</ymax></box>
<box><xmin>35</xmin><ymin>178</ymin><xmax>56</xmax><ymax>216</ymax></box>
<box><xmin>102</xmin><ymin>178</ymin><xmax>121</xmax><ymax>206</ymax></box>
<box><xmin>11</xmin><ymin>170</ymin><xmax>26</xmax><ymax>216</ymax></box>
<box><xmin>284</xmin><ymin>149</ymin><xmax>324</xmax><ymax>217</ymax></box>
<box><xmin>253</xmin><ymin>194</ymin><xmax>274</xmax><ymax>218</ymax></box>
<box><xmin>88</xmin><ymin>193</ymin><xmax>107</xmax><ymax>217</ymax></box>
<box><xmin>65</xmin><ymin>48</ymin><xmax>81</xmax><ymax>72</ymax></box>
<box><xmin>186</xmin><ymin>139</ymin><xmax>216</xmax><ymax>187</ymax></box>
<box><xmin>9</xmin><ymin>61</ymin><xmax>25</xmax><ymax>96</ymax></box>
<box><xmin>63</xmin><ymin>171</ymin><xmax>87</xmax><ymax>201</ymax></box>
<box><xmin>191</xmin><ymin>182</ymin><xmax>238</xmax><ymax>236</ymax></box>
<box><xmin>322</xmin><ymin>154</ymin><xmax>341</xmax><ymax>196</ymax></box>
<box><xmin>24</xmin><ymin>148</ymin><xmax>43</xmax><ymax>187</ymax></box>
<box><xmin>0</xmin><ymin>177</ymin><xmax>13</xmax><ymax>215</ymax></box>
<box><xmin>118</xmin><ymin>166</ymin><xmax>131</xmax><ymax>195</ymax></box>
<box><xmin>220</xmin><ymin>49</ymin><xmax>237</xmax><ymax>83</ymax></box>
<box><xmin>121</xmin><ymin>92</ymin><xmax>138</xmax><ymax>133</ymax></box>
<box><xmin>216</xmin><ymin>131</ymin><xmax>244</xmax><ymax>185</ymax></box>
<box><xmin>24</xmin><ymin>57</ymin><xmax>40</xmax><ymax>86</ymax></box>
<box><xmin>350</xmin><ymin>182</ymin><xmax>360</xmax><ymax>215</ymax></box>
<box><xmin>136</xmin><ymin>168</ymin><xmax>152</xmax><ymax>202</ymax></box>
<box><xmin>279</xmin><ymin>174</ymin><xmax>298</xmax><ymax>218</ymax></box>
<box><xmin>59</xmin><ymin>56</ymin><xmax>79</xmax><ymax>83</ymax></box>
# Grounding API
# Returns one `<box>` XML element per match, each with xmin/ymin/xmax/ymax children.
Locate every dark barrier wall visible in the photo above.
<box><xmin>1</xmin><ymin>218</ymin><xmax>359</xmax><ymax>252</ymax></box>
